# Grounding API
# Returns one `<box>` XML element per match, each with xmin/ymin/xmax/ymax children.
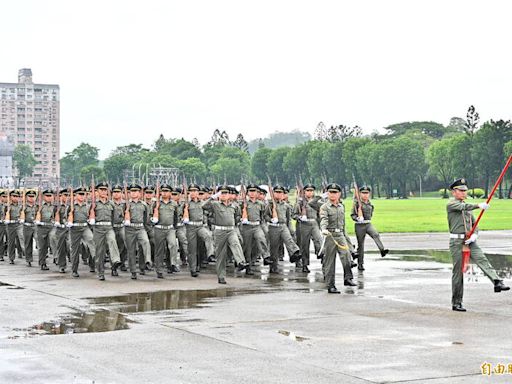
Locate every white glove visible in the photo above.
<box><xmin>271</xmin><ymin>218</ymin><xmax>279</xmax><ymax>224</ymax></box>
<box><xmin>464</xmin><ymin>233</ymin><xmax>478</xmax><ymax>245</ymax></box>
<box><xmin>4</xmin><ymin>220</ymin><xmax>10</xmax><ymax>224</ymax></box>
<box><xmin>34</xmin><ymin>220</ymin><xmax>41</xmax><ymax>226</ymax></box>
<box><xmin>212</xmin><ymin>192</ymin><xmax>222</xmax><ymax>199</ymax></box>
<box><xmin>357</xmin><ymin>216</ymin><xmax>364</xmax><ymax>223</ymax></box>
<box><xmin>150</xmin><ymin>217</ymin><xmax>158</xmax><ymax>224</ymax></box>
<box><xmin>66</xmin><ymin>222</ymin><xmax>74</xmax><ymax>228</ymax></box>
<box><xmin>19</xmin><ymin>219</ymin><xmax>25</xmax><ymax>224</ymax></box>
<box><xmin>322</xmin><ymin>192</ymin><xmax>328</xmax><ymax>199</ymax></box>
<box><xmin>123</xmin><ymin>220</ymin><xmax>131</xmax><ymax>226</ymax></box>
<box><xmin>182</xmin><ymin>218</ymin><xmax>190</xmax><ymax>224</ymax></box>
<box><xmin>241</xmin><ymin>218</ymin><xmax>249</xmax><ymax>224</ymax></box>
<box><xmin>478</xmin><ymin>202</ymin><xmax>490</xmax><ymax>210</ymax></box>
<box><xmin>151</xmin><ymin>197</ymin><xmax>157</xmax><ymax>202</ymax></box>
<box><xmin>321</xmin><ymin>229</ymin><xmax>330</xmax><ymax>236</ymax></box>
<box><xmin>300</xmin><ymin>215</ymin><xmax>307</xmax><ymax>222</ymax></box>
<box><xmin>54</xmin><ymin>222</ymin><xmax>61</xmax><ymax>228</ymax></box>
<box><xmin>88</xmin><ymin>218</ymin><xmax>95</xmax><ymax>225</ymax></box>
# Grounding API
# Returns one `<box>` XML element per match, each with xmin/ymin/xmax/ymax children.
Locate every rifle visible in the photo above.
<box><xmin>5</xmin><ymin>188</ymin><xmax>10</xmax><ymax>222</ymax></box>
<box><xmin>153</xmin><ymin>178</ymin><xmax>160</xmax><ymax>220</ymax></box>
<box><xmin>123</xmin><ymin>181</ymin><xmax>131</xmax><ymax>222</ymax></box>
<box><xmin>67</xmin><ymin>187</ymin><xmax>74</xmax><ymax>223</ymax></box>
<box><xmin>297</xmin><ymin>174</ymin><xmax>306</xmax><ymax>216</ymax></box>
<box><xmin>352</xmin><ymin>174</ymin><xmax>363</xmax><ymax>219</ymax></box>
<box><xmin>35</xmin><ymin>186</ymin><xmax>43</xmax><ymax>222</ymax></box>
<box><xmin>89</xmin><ymin>175</ymin><xmax>96</xmax><ymax>221</ymax></box>
<box><xmin>240</xmin><ymin>177</ymin><xmax>248</xmax><ymax>220</ymax></box>
<box><xmin>20</xmin><ymin>188</ymin><xmax>26</xmax><ymax>221</ymax></box>
<box><xmin>267</xmin><ymin>175</ymin><xmax>278</xmax><ymax>220</ymax></box>
<box><xmin>182</xmin><ymin>174</ymin><xmax>189</xmax><ymax>220</ymax></box>
<box><xmin>54</xmin><ymin>188</ymin><xmax>61</xmax><ymax>225</ymax></box>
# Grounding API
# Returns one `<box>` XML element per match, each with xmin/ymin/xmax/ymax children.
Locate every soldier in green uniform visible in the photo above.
<box><xmin>183</xmin><ymin>183</ymin><xmax>214</xmax><ymax>277</ymax></box>
<box><xmin>55</xmin><ymin>188</ymin><xmax>70</xmax><ymax>273</ymax></box>
<box><xmin>66</xmin><ymin>187</ymin><xmax>96</xmax><ymax>277</ymax></box>
<box><xmin>111</xmin><ymin>184</ymin><xmax>128</xmax><ymax>271</ymax></box>
<box><xmin>5</xmin><ymin>190</ymin><xmax>24</xmax><ymax>263</ymax></box>
<box><xmin>239</xmin><ymin>183</ymin><xmax>273</xmax><ymax>275</ymax></box>
<box><xmin>264</xmin><ymin>184</ymin><xmax>301</xmax><ymax>274</ymax></box>
<box><xmin>202</xmin><ymin>185</ymin><xmax>248</xmax><ymax>284</ymax></box>
<box><xmin>351</xmin><ymin>186</ymin><xmax>388</xmax><ymax>271</ymax></box>
<box><xmin>143</xmin><ymin>185</ymin><xmax>156</xmax><ymax>266</ymax></box>
<box><xmin>293</xmin><ymin>184</ymin><xmax>323</xmax><ymax>273</ymax></box>
<box><xmin>124</xmin><ymin>184</ymin><xmax>152</xmax><ymax>280</ymax></box>
<box><xmin>0</xmin><ymin>190</ymin><xmax>6</xmax><ymax>261</ymax></box>
<box><xmin>36</xmin><ymin>189</ymin><xmax>56</xmax><ymax>270</ymax></box>
<box><xmin>90</xmin><ymin>182</ymin><xmax>122</xmax><ymax>281</ymax></box>
<box><xmin>319</xmin><ymin>183</ymin><xmax>356</xmax><ymax>293</ymax></box>
<box><xmin>171</xmin><ymin>187</ymin><xmax>189</xmax><ymax>267</ymax></box>
<box><xmin>151</xmin><ymin>183</ymin><xmax>179</xmax><ymax>278</ymax></box>
<box><xmin>21</xmin><ymin>190</ymin><xmax>38</xmax><ymax>267</ymax></box>
<box><xmin>447</xmin><ymin>178</ymin><xmax>509</xmax><ymax>311</ymax></box>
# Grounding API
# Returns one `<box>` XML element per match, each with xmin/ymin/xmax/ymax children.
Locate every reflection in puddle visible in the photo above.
<box><xmin>278</xmin><ymin>330</ymin><xmax>309</xmax><ymax>342</ymax></box>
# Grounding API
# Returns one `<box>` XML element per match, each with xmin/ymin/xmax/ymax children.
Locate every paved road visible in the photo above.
<box><xmin>0</xmin><ymin>231</ymin><xmax>511</xmax><ymax>383</ymax></box>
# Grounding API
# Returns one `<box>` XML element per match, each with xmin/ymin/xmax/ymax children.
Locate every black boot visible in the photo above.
<box><xmin>245</xmin><ymin>268</ymin><xmax>255</xmax><ymax>276</ymax></box>
<box><xmin>72</xmin><ymin>271</ymin><xmax>79</xmax><ymax>278</ymax></box>
<box><xmin>263</xmin><ymin>256</ymin><xmax>273</xmax><ymax>265</ymax></box>
<box><xmin>131</xmin><ymin>272</ymin><xmax>137</xmax><ymax>280</ymax></box>
<box><xmin>218</xmin><ymin>277</ymin><xmax>227</xmax><ymax>284</ymax></box>
<box><xmin>27</xmin><ymin>261</ymin><xmax>32</xmax><ymax>267</ymax></box>
<box><xmin>380</xmin><ymin>249</ymin><xmax>389</xmax><ymax>257</ymax></box>
<box><xmin>302</xmin><ymin>265</ymin><xmax>310</xmax><ymax>273</ymax></box>
<box><xmin>120</xmin><ymin>264</ymin><xmax>127</xmax><ymax>272</ymax></box>
<box><xmin>289</xmin><ymin>251</ymin><xmax>301</xmax><ymax>263</ymax></box>
<box><xmin>452</xmin><ymin>303</ymin><xmax>466</xmax><ymax>312</ymax></box>
<box><xmin>358</xmin><ymin>264</ymin><xmax>365</xmax><ymax>271</ymax></box>
<box><xmin>98</xmin><ymin>274</ymin><xmax>105</xmax><ymax>281</ymax></box>
<box><xmin>41</xmin><ymin>264</ymin><xmax>49</xmax><ymax>271</ymax></box>
<box><xmin>157</xmin><ymin>272</ymin><xmax>164</xmax><ymax>279</ymax></box>
<box><xmin>59</xmin><ymin>267</ymin><xmax>66</xmax><ymax>273</ymax></box>
<box><xmin>328</xmin><ymin>286</ymin><xmax>340</xmax><ymax>294</ymax></box>
<box><xmin>171</xmin><ymin>265</ymin><xmax>180</xmax><ymax>273</ymax></box>
<box><xmin>494</xmin><ymin>280</ymin><xmax>510</xmax><ymax>293</ymax></box>
<box><xmin>191</xmin><ymin>271</ymin><xmax>199</xmax><ymax>277</ymax></box>
<box><xmin>344</xmin><ymin>279</ymin><xmax>356</xmax><ymax>286</ymax></box>
<box><xmin>236</xmin><ymin>262</ymin><xmax>248</xmax><ymax>272</ymax></box>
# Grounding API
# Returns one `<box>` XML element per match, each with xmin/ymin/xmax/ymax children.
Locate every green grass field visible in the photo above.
<box><xmin>341</xmin><ymin>198</ymin><xmax>512</xmax><ymax>234</ymax></box>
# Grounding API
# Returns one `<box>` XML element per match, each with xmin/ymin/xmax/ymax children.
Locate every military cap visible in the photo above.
<box><xmin>258</xmin><ymin>186</ymin><xmax>268</xmax><ymax>194</ymax></box>
<box><xmin>59</xmin><ymin>188</ymin><xmax>70</xmax><ymax>195</ymax></box>
<box><xmin>111</xmin><ymin>184</ymin><xmax>123</xmax><ymax>192</ymax></box>
<box><xmin>217</xmin><ymin>185</ymin><xmax>230</xmax><ymax>192</ymax></box>
<box><xmin>198</xmin><ymin>185</ymin><xmax>207</xmax><ymax>193</ymax></box>
<box><xmin>359</xmin><ymin>185</ymin><xmax>371</xmax><ymax>192</ymax></box>
<box><xmin>160</xmin><ymin>183</ymin><xmax>172</xmax><ymax>192</ymax></box>
<box><xmin>96</xmin><ymin>181</ymin><xmax>109</xmax><ymax>189</ymax></box>
<box><xmin>144</xmin><ymin>185</ymin><xmax>155</xmax><ymax>193</ymax></box>
<box><xmin>283</xmin><ymin>187</ymin><xmax>290</xmax><ymax>194</ymax></box>
<box><xmin>25</xmin><ymin>189</ymin><xmax>37</xmax><ymax>197</ymax></box>
<box><xmin>42</xmin><ymin>189</ymin><xmax>54</xmax><ymax>195</ymax></box>
<box><xmin>173</xmin><ymin>187</ymin><xmax>182</xmax><ymax>194</ymax></box>
<box><xmin>327</xmin><ymin>183</ymin><xmax>342</xmax><ymax>192</ymax></box>
<box><xmin>247</xmin><ymin>183</ymin><xmax>259</xmax><ymax>191</ymax></box>
<box><xmin>188</xmin><ymin>183</ymin><xmax>200</xmax><ymax>191</ymax></box>
<box><xmin>204</xmin><ymin>186</ymin><xmax>212</xmax><ymax>193</ymax></box>
<box><xmin>74</xmin><ymin>186</ymin><xmax>88</xmax><ymax>194</ymax></box>
<box><xmin>273</xmin><ymin>184</ymin><xmax>285</xmax><ymax>193</ymax></box>
<box><xmin>232</xmin><ymin>187</ymin><xmax>239</xmax><ymax>195</ymax></box>
<box><xmin>449</xmin><ymin>178</ymin><xmax>468</xmax><ymax>191</ymax></box>
<box><xmin>128</xmin><ymin>184</ymin><xmax>141</xmax><ymax>191</ymax></box>
<box><xmin>0</xmin><ymin>190</ymin><xmax>5</xmax><ymax>197</ymax></box>
<box><xmin>9</xmin><ymin>190</ymin><xmax>20</xmax><ymax>197</ymax></box>
<box><xmin>304</xmin><ymin>184</ymin><xmax>316</xmax><ymax>190</ymax></box>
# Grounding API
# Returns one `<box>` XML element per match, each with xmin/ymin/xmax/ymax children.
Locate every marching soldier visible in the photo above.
<box><xmin>143</xmin><ymin>185</ymin><xmax>156</xmax><ymax>265</ymax></box>
<box><xmin>183</xmin><ymin>183</ymin><xmax>214</xmax><ymax>277</ymax></box>
<box><xmin>171</xmin><ymin>187</ymin><xmax>189</xmax><ymax>266</ymax></box>
<box><xmin>447</xmin><ymin>178</ymin><xmax>509</xmax><ymax>311</ymax></box>
<box><xmin>151</xmin><ymin>183</ymin><xmax>179</xmax><ymax>278</ymax></box>
<box><xmin>0</xmin><ymin>191</ymin><xmax>6</xmax><ymax>261</ymax></box>
<box><xmin>111</xmin><ymin>184</ymin><xmax>128</xmax><ymax>271</ymax></box>
<box><xmin>264</xmin><ymin>184</ymin><xmax>301</xmax><ymax>274</ymax></box>
<box><xmin>55</xmin><ymin>188</ymin><xmax>70</xmax><ymax>273</ymax></box>
<box><xmin>22</xmin><ymin>190</ymin><xmax>38</xmax><ymax>268</ymax></box>
<box><xmin>240</xmin><ymin>183</ymin><xmax>273</xmax><ymax>275</ymax></box>
<box><xmin>351</xmin><ymin>186</ymin><xmax>389</xmax><ymax>271</ymax></box>
<box><xmin>293</xmin><ymin>184</ymin><xmax>323</xmax><ymax>273</ymax></box>
<box><xmin>6</xmin><ymin>190</ymin><xmax>24</xmax><ymax>264</ymax></box>
<box><xmin>319</xmin><ymin>183</ymin><xmax>356</xmax><ymax>293</ymax></box>
<box><xmin>202</xmin><ymin>185</ymin><xmax>248</xmax><ymax>284</ymax></box>
<box><xmin>67</xmin><ymin>187</ymin><xmax>96</xmax><ymax>277</ymax></box>
<box><xmin>90</xmin><ymin>182</ymin><xmax>122</xmax><ymax>281</ymax></box>
<box><xmin>36</xmin><ymin>189</ymin><xmax>56</xmax><ymax>270</ymax></box>
<box><xmin>124</xmin><ymin>184</ymin><xmax>152</xmax><ymax>279</ymax></box>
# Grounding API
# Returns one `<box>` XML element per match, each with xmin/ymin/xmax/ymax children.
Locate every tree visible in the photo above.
<box><xmin>266</xmin><ymin>147</ymin><xmax>291</xmax><ymax>184</ymax></box>
<box><xmin>207</xmin><ymin>129</ymin><xmax>230</xmax><ymax>147</ymax></box>
<box><xmin>427</xmin><ymin>136</ymin><xmax>460</xmax><ymax>197</ymax></box>
<box><xmin>326</xmin><ymin>124</ymin><xmax>363</xmax><ymax>143</ymax></box>
<box><xmin>60</xmin><ymin>143</ymin><xmax>100</xmax><ymax>181</ymax></box>
<box><xmin>384</xmin><ymin>121</ymin><xmax>447</xmax><ymax>139</ymax></box>
<box><xmin>283</xmin><ymin>143</ymin><xmax>312</xmax><ymax>184</ymax></box>
<box><xmin>314</xmin><ymin>122</ymin><xmax>327</xmax><ymax>141</ymax></box>
<box><xmin>80</xmin><ymin>164</ymin><xmax>106</xmax><ymax>185</ymax></box>
<box><xmin>13</xmin><ymin>144</ymin><xmax>37</xmax><ymax>179</ymax></box>
<box><xmin>176</xmin><ymin>158</ymin><xmax>207</xmax><ymax>182</ymax></box>
<box><xmin>251</xmin><ymin>147</ymin><xmax>272</xmax><ymax>182</ymax></box>
<box><xmin>232</xmin><ymin>133</ymin><xmax>249</xmax><ymax>153</ymax></box>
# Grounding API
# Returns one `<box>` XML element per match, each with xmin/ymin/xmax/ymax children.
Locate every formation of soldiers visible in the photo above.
<box><xmin>0</xmin><ymin>177</ymin><xmax>508</xmax><ymax>309</ymax></box>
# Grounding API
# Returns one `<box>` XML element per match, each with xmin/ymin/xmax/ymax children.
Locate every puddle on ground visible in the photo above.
<box><xmin>377</xmin><ymin>250</ymin><xmax>512</xmax><ymax>279</ymax></box>
<box><xmin>278</xmin><ymin>330</ymin><xmax>309</xmax><ymax>342</ymax></box>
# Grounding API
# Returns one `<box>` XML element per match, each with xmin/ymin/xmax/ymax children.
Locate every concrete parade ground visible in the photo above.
<box><xmin>0</xmin><ymin>231</ymin><xmax>511</xmax><ymax>384</ymax></box>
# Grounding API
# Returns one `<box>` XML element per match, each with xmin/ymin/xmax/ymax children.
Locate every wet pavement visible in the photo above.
<box><xmin>0</xmin><ymin>230</ymin><xmax>511</xmax><ymax>383</ymax></box>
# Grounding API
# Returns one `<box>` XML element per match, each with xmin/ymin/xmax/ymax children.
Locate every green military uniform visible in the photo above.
<box><xmin>202</xmin><ymin>187</ymin><xmax>247</xmax><ymax>283</ymax></box>
<box><xmin>351</xmin><ymin>186</ymin><xmax>387</xmax><ymax>270</ymax></box>
<box><xmin>293</xmin><ymin>184</ymin><xmax>323</xmax><ymax>271</ymax></box>
<box><xmin>6</xmin><ymin>192</ymin><xmax>24</xmax><ymax>263</ymax></box>
<box><xmin>447</xmin><ymin>178</ymin><xmax>508</xmax><ymax>311</ymax></box>
<box><xmin>319</xmin><ymin>183</ymin><xmax>355</xmax><ymax>292</ymax></box>
<box><xmin>55</xmin><ymin>190</ymin><xmax>70</xmax><ymax>271</ymax></box>
<box><xmin>184</xmin><ymin>185</ymin><xmax>214</xmax><ymax>276</ymax></box>
<box><xmin>67</xmin><ymin>188</ymin><xmax>96</xmax><ymax>276</ymax></box>
<box><xmin>36</xmin><ymin>192</ymin><xmax>56</xmax><ymax>269</ymax></box>
<box><xmin>111</xmin><ymin>184</ymin><xmax>127</xmax><ymax>270</ymax></box>
<box><xmin>0</xmin><ymin>194</ymin><xmax>6</xmax><ymax>261</ymax></box>
<box><xmin>92</xmin><ymin>184</ymin><xmax>121</xmax><ymax>279</ymax></box>
<box><xmin>152</xmin><ymin>185</ymin><xmax>179</xmax><ymax>277</ymax></box>
<box><xmin>124</xmin><ymin>185</ymin><xmax>152</xmax><ymax>278</ymax></box>
<box><xmin>22</xmin><ymin>196</ymin><xmax>38</xmax><ymax>265</ymax></box>
<box><xmin>174</xmin><ymin>193</ymin><xmax>189</xmax><ymax>265</ymax></box>
<box><xmin>264</xmin><ymin>185</ymin><xmax>300</xmax><ymax>273</ymax></box>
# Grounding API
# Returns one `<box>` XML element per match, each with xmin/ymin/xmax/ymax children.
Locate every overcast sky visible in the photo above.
<box><xmin>1</xmin><ymin>0</ymin><xmax>511</xmax><ymax>159</ymax></box>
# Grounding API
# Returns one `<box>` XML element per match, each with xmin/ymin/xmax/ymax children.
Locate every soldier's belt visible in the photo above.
<box><xmin>154</xmin><ymin>224</ymin><xmax>174</xmax><ymax>230</ymax></box>
<box><xmin>327</xmin><ymin>228</ymin><xmax>342</xmax><ymax>233</ymax></box>
<box><xmin>95</xmin><ymin>222</ymin><xmax>112</xmax><ymax>226</ymax></box>
<box><xmin>449</xmin><ymin>233</ymin><xmax>465</xmax><ymax>239</ymax></box>
<box><xmin>268</xmin><ymin>222</ymin><xmax>285</xmax><ymax>227</ymax></box>
<box><xmin>127</xmin><ymin>223</ymin><xmax>144</xmax><ymax>228</ymax></box>
<box><xmin>38</xmin><ymin>222</ymin><xmax>54</xmax><ymax>227</ymax></box>
<box><xmin>355</xmin><ymin>220</ymin><xmax>371</xmax><ymax>224</ymax></box>
<box><xmin>186</xmin><ymin>221</ymin><xmax>204</xmax><ymax>226</ymax></box>
<box><xmin>73</xmin><ymin>223</ymin><xmax>88</xmax><ymax>227</ymax></box>
<box><xmin>301</xmin><ymin>219</ymin><xmax>317</xmax><ymax>223</ymax></box>
<box><xmin>176</xmin><ymin>223</ymin><xmax>184</xmax><ymax>227</ymax></box>
<box><xmin>23</xmin><ymin>222</ymin><xmax>35</xmax><ymax>227</ymax></box>
<box><xmin>243</xmin><ymin>221</ymin><xmax>260</xmax><ymax>226</ymax></box>
<box><xmin>214</xmin><ymin>225</ymin><xmax>235</xmax><ymax>230</ymax></box>
<box><xmin>113</xmin><ymin>223</ymin><xmax>123</xmax><ymax>228</ymax></box>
